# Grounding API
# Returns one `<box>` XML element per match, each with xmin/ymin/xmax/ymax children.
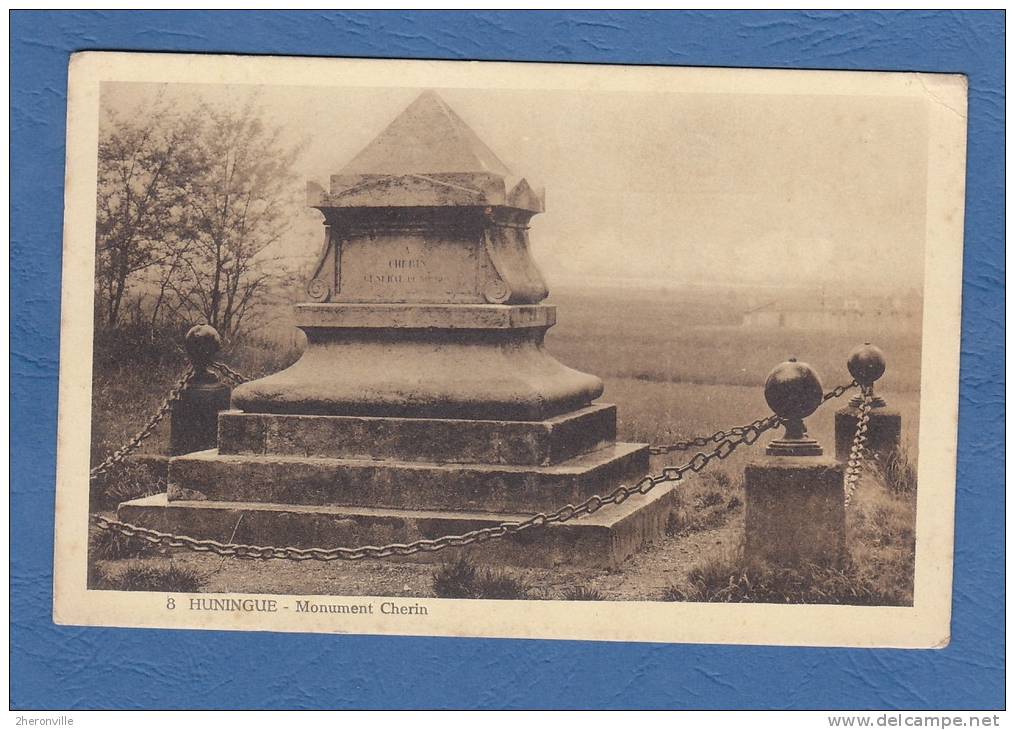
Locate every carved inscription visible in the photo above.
<box><xmin>363</xmin><ymin>258</ymin><xmax>447</xmax><ymax>287</ymax></box>
<box><xmin>337</xmin><ymin>235</ymin><xmax>480</xmax><ymax>303</ymax></box>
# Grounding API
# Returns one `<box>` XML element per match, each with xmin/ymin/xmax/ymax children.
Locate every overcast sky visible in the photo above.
<box><xmin>103</xmin><ymin>82</ymin><xmax>929</xmax><ymax>291</ymax></box>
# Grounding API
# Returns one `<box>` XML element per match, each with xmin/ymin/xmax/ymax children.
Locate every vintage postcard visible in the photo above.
<box><xmin>53</xmin><ymin>52</ymin><xmax>967</xmax><ymax>647</ymax></box>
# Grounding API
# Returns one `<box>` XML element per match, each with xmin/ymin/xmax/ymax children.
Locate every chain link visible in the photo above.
<box><xmin>648</xmin><ymin>381</ymin><xmax>855</xmax><ymax>455</ymax></box>
<box><xmin>211</xmin><ymin>361</ymin><xmax>250</xmax><ymax>385</ymax></box>
<box><xmin>843</xmin><ymin>385</ymin><xmax>873</xmax><ymax>507</ymax></box>
<box><xmin>89</xmin><ymin>367</ymin><xmax>196</xmax><ymax>480</ymax></box>
<box><xmin>822</xmin><ymin>380</ymin><xmax>859</xmax><ymax>404</ymax></box>
<box><xmin>91</xmin><ymin>415</ymin><xmax>782</xmax><ymax>561</ymax></box>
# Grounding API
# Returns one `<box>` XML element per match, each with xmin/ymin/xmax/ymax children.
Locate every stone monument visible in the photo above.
<box><xmin>120</xmin><ymin>91</ymin><xmax>680</xmax><ymax>568</ymax></box>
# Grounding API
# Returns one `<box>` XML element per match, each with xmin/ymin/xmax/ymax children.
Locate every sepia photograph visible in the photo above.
<box><xmin>52</xmin><ymin>52</ymin><xmax>967</xmax><ymax>647</ymax></box>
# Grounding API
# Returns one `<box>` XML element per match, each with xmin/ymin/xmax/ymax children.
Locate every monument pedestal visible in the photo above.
<box><xmin>119</xmin><ymin>303</ymin><xmax>677</xmax><ymax>568</ymax></box>
<box><xmin>231</xmin><ymin>304</ymin><xmax>603</xmax><ymax>421</ymax></box>
<box><xmin>117</xmin><ymin>91</ymin><xmax>679</xmax><ymax>569</ymax></box>
<box><xmin>120</xmin><ymin>398</ymin><xmax>672</xmax><ymax>569</ymax></box>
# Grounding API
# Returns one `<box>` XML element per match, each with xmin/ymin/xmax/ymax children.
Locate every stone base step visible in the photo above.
<box><xmin>118</xmin><ymin>481</ymin><xmax>681</xmax><ymax>569</ymax></box>
<box><xmin>169</xmin><ymin>442</ymin><xmax>649</xmax><ymax>514</ymax></box>
<box><xmin>218</xmin><ymin>403</ymin><xmax>617</xmax><ymax>466</ymax></box>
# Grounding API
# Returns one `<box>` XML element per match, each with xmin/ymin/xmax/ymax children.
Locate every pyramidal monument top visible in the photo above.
<box><xmin>340</xmin><ymin>90</ymin><xmax>512</xmax><ymax>177</ymax></box>
<box><xmin>309</xmin><ymin>90</ymin><xmax>543</xmax><ymax>213</ymax></box>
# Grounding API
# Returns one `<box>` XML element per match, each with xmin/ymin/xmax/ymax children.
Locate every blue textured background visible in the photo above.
<box><xmin>10</xmin><ymin>11</ymin><xmax>1004</xmax><ymax>710</ymax></box>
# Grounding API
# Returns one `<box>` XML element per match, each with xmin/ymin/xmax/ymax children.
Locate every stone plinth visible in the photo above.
<box><xmin>120</xmin><ymin>481</ymin><xmax>680</xmax><ymax>569</ymax></box>
<box><xmin>231</xmin><ymin>304</ymin><xmax>603</xmax><ymax>420</ymax></box>
<box><xmin>744</xmin><ymin>456</ymin><xmax>846</xmax><ymax>568</ymax></box>
<box><xmin>218</xmin><ymin>403</ymin><xmax>617</xmax><ymax>466</ymax></box>
<box><xmin>117</xmin><ymin>91</ymin><xmax>675</xmax><ymax>569</ymax></box>
<box><xmin>167</xmin><ymin>441</ymin><xmax>647</xmax><ymax>514</ymax></box>
<box><xmin>834</xmin><ymin>404</ymin><xmax>903</xmax><ymax>462</ymax></box>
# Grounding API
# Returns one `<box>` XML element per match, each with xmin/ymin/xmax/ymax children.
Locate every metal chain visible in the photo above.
<box><xmin>843</xmin><ymin>385</ymin><xmax>873</xmax><ymax>507</ymax></box>
<box><xmin>88</xmin><ymin>367</ymin><xmax>196</xmax><ymax>480</ymax></box>
<box><xmin>88</xmin><ymin>361</ymin><xmax>855</xmax><ymax>560</ymax></box>
<box><xmin>823</xmin><ymin>380</ymin><xmax>859</xmax><ymax>404</ymax></box>
<box><xmin>211</xmin><ymin>360</ymin><xmax>250</xmax><ymax>385</ymax></box>
<box><xmin>648</xmin><ymin>381</ymin><xmax>856</xmax><ymax>455</ymax></box>
<box><xmin>90</xmin><ymin>415</ymin><xmax>781</xmax><ymax>562</ymax></box>
<box><xmin>649</xmin><ymin>415</ymin><xmax>780</xmax><ymax>455</ymax></box>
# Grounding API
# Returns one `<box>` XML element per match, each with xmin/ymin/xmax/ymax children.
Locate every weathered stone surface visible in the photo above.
<box><xmin>834</xmin><ymin>405</ymin><xmax>903</xmax><ymax>462</ymax></box>
<box><xmin>744</xmin><ymin>456</ymin><xmax>846</xmax><ymax>568</ymax></box>
<box><xmin>120</xmin><ymin>478</ymin><xmax>680</xmax><ymax>569</ymax></box>
<box><xmin>168</xmin><ymin>442</ymin><xmax>648</xmax><ymax>514</ymax></box>
<box><xmin>340</xmin><ymin>91</ymin><xmax>512</xmax><ymax>178</ymax></box>
<box><xmin>218</xmin><ymin>403</ymin><xmax>616</xmax><ymax>466</ymax></box>
<box><xmin>231</xmin><ymin>313</ymin><xmax>603</xmax><ymax>421</ymax></box>
<box><xmin>294</xmin><ymin>303</ymin><xmax>555</xmax><ymax>330</ymax></box>
<box><xmin>309</xmin><ymin>206</ymin><xmax>548</xmax><ymax>306</ymax></box>
<box><xmin>328</xmin><ymin>209</ymin><xmax>491</xmax><ymax>304</ymax></box>
<box><xmin>169</xmin><ymin>381</ymin><xmax>231</xmax><ymax>456</ymax></box>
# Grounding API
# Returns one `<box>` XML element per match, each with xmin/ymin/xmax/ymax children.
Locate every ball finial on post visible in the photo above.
<box><xmin>764</xmin><ymin>357</ymin><xmax>825</xmax><ymax>456</ymax></box>
<box><xmin>847</xmin><ymin>342</ymin><xmax>887</xmax><ymax>407</ymax></box>
<box><xmin>185</xmin><ymin>324</ymin><xmax>222</xmax><ymax>376</ymax></box>
<box><xmin>171</xmin><ymin>324</ymin><xmax>230</xmax><ymax>456</ymax></box>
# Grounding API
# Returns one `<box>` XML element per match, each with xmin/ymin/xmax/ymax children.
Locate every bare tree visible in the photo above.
<box><xmin>167</xmin><ymin>97</ymin><xmax>305</xmax><ymax>338</ymax></box>
<box><xmin>94</xmin><ymin>96</ymin><xmax>198</xmax><ymax>329</ymax></box>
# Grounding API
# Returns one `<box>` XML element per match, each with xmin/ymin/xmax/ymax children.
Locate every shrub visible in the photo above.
<box><xmin>432</xmin><ymin>557</ymin><xmax>478</xmax><ymax>598</ymax></box>
<box><xmin>661</xmin><ymin>547</ymin><xmax>908</xmax><ymax>606</ymax></box>
<box><xmin>89</xmin><ymin>527</ymin><xmax>155</xmax><ymax>560</ymax></box>
<box><xmin>96</xmin><ymin>562</ymin><xmax>206</xmax><ymax>592</ymax></box>
<box><xmin>473</xmin><ymin>571</ymin><xmax>529</xmax><ymax>600</ymax></box>
<box><xmin>694</xmin><ymin>490</ymin><xmax>725</xmax><ymax>510</ymax></box>
<box><xmin>704</xmin><ymin>470</ymin><xmax>733</xmax><ymax>492</ymax></box>
<box><xmin>432</xmin><ymin>556</ymin><xmax>529</xmax><ymax>599</ymax></box>
<box><xmin>561</xmin><ymin>586</ymin><xmax>605</xmax><ymax>601</ymax></box>
<box><xmin>876</xmin><ymin>447</ymin><xmax>918</xmax><ymax>496</ymax></box>
<box><xmin>660</xmin><ymin>585</ymin><xmax>689</xmax><ymax>602</ymax></box>
<box><xmin>90</xmin><ymin>458</ymin><xmax>165</xmax><ymax>511</ymax></box>
<box><xmin>665</xmin><ymin>510</ymin><xmax>682</xmax><ymax>537</ymax></box>
<box><xmin>92</xmin><ymin>319</ymin><xmax>189</xmax><ymax>372</ymax></box>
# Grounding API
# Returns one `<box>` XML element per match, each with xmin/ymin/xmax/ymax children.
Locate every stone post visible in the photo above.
<box><xmin>744</xmin><ymin>358</ymin><xmax>846</xmax><ymax>568</ymax></box>
<box><xmin>834</xmin><ymin>342</ymin><xmax>902</xmax><ymax>462</ymax></box>
<box><xmin>169</xmin><ymin>325</ymin><xmax>232</xmax><ymax>456</ymax></box>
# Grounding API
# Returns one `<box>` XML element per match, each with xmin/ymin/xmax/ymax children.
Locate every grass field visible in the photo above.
<box><xmin>88</xmin><ymin>285</ymin><xmax>922</xmax><ymax>604</ymax></box>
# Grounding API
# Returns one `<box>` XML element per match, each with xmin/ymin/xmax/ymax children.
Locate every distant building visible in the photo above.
<box><xmin>741</xmin><ymin>297</ymin><xmax>920</xmax><ymax>330</ymax></box>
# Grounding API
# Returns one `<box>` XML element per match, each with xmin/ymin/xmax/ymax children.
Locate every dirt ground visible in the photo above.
<box><xmin>92</xmin><ymin>515</ymin><xmax>743</xmax><ymax>603</ymax></box>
